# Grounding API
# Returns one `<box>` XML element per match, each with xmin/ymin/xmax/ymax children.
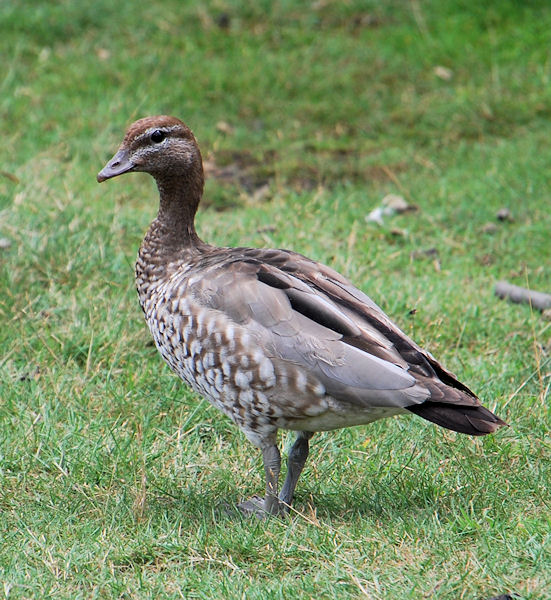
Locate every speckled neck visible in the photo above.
<box><xmin>136</xmin><ymin>166</ymin><xmax>208</xmax><ymax>294</ymax></box>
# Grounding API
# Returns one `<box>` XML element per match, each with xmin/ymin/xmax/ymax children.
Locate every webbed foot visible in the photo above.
<box><xmin>237</xmin><ymin>495</ymin><xmax>286</xmax><ymax>518</ymax></box>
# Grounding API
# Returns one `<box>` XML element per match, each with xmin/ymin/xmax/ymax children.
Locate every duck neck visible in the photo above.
<box><xmin>154</xmin><ymin>171</ymin><xmax>204</xmax><ymax>249</ymax></box>
<box><xmin>137</xmin><ymin>170</ymin><xmax>207</xmax><ymax>291</ymax></box>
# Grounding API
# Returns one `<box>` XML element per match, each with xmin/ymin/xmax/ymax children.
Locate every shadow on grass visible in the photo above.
<box><xmin>142</xmin><ymin>472</ymin><xmax>478</xmax><ymax>526</ymax></box>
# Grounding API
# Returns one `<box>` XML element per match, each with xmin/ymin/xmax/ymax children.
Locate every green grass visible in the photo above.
<box><xmin>1</xmin><ymin>1</ymin><xmax>550</xmax><ymax>598</ymax></box>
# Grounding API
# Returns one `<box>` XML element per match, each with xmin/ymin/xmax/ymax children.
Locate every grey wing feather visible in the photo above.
<box><xmin>185</xmin><ymin>248</ymin><xmax>506</xmax><ymax>434</ymax></box>
<box><xmin>189</xmin><ymin>258</ymin><xmax>428</xmax><ymax>408</ymax></box>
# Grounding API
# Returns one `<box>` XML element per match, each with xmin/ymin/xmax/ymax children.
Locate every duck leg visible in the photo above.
<box><xmin>238</xmin><ymin>444</ymin><xmax>282</xmax><ymax>517</ymax></box>
<box><xmin>238</xmin><ymin>433</ymin><xmax>313</xmax><ymax>518</ymax></box>
<box><xmin>262</xmin><ymin>444</ymin><xmax>282</xmax><ymax>515</ymax></box>
<box><xmin>279</xmin><ymin>431</ymin><xmax>313</xmax><ymax>511</ymax></box>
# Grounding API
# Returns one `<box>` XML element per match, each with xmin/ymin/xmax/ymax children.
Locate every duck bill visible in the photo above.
<box><xmin>97</xmin><ymin>149</ymin><xmax>135</xmax><ymax>182</ymax></box>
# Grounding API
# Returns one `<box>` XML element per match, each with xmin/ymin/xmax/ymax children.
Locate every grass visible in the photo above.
<box><xmin>1</xmin><ymin>0</ymin><xmax>550</xmax><ymax>598</ymax></box>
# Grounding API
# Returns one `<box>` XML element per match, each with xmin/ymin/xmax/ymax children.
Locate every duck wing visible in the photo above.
<box><xmin>260</xmin><ymin>248</ymin><xmax>506</xmax><ymax>435</ymax></box>
<box><xmin>187</xmin><ymin>247</ymin><xmax>506</xmax><ymax>434</ymax></box>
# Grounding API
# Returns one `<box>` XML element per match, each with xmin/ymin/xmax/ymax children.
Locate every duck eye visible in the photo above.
<box><xmin>150</xmin><ymin>130</ymin><xmax>165</xmax><ymax>143</ymax></box>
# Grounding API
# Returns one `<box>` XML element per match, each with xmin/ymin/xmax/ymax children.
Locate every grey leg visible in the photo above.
<box><xmin>238</xmin><ymin>443</ymin><xmax>282</xmax><ymax>518</ymax></box>
<box><xmin>237</xmin><ymin>432</ymin><xmax>313</xmax><ymax>518</ymax></box>
<box><xmin>279</xmin><ymin>431</ymin><xmax>313</xmax><ymax>511</ymax></box>
<box><xmin>262</xmin><ymin>444</ymin><xmax>282</xmax><ymax>516</ymax></box>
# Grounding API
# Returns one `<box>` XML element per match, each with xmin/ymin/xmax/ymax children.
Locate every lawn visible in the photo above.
<box><xmin>1</xmin><ymin>1</ymin><xmax>550</xmax><ymax>598</ymax></box>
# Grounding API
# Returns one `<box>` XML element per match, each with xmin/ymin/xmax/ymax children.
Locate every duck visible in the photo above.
<box><xmin>98</xmin><ymin>115</ymin><xmax>507</xmax><ymax>517</ymax></box>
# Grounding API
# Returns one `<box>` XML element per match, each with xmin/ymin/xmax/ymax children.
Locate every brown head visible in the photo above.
<box><xmin>98</xmin><ymin>116</ymin><xmax>206</xmax><ymax>245</ymax></box>
<box><xmin>97</xmin><ymin>115</ymin><xmax>204</xmax><ymax>186</ymax></box>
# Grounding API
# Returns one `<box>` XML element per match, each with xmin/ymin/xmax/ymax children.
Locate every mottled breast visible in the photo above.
<box><xmin>139</xmin><ymin>269</ymin><xmax>328</xmax><ymax>441</ymax></box>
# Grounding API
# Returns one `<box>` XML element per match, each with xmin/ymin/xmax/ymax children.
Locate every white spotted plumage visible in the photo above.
<box><xmin>98</xmin><ymin>115</ymin><xmax>506</xmax><ymax>516</ymax></box>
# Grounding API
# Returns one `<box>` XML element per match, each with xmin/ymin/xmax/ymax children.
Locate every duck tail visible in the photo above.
<box><xmin>407</xmin><ymin>401</ymin><xmax>508</xmax><ymax>436</ymax></box>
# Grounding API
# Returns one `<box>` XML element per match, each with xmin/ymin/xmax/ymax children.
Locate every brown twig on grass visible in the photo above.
<box><xmin>495</xmin><ymin>281</ymin><xmax>551</xmax><ymax>311</ymax></box>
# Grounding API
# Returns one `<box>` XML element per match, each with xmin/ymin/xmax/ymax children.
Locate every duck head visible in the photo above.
<box><xmin>97</xmin><ymin>115</ymin><xmax>202</xmax><ymax>183</ymax></box>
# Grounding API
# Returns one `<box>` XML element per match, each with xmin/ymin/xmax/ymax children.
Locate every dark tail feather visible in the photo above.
<box><xmin>407</xmin><ymin>402</ymin><xmax>508</xmax><ymax>436</ymax></box>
